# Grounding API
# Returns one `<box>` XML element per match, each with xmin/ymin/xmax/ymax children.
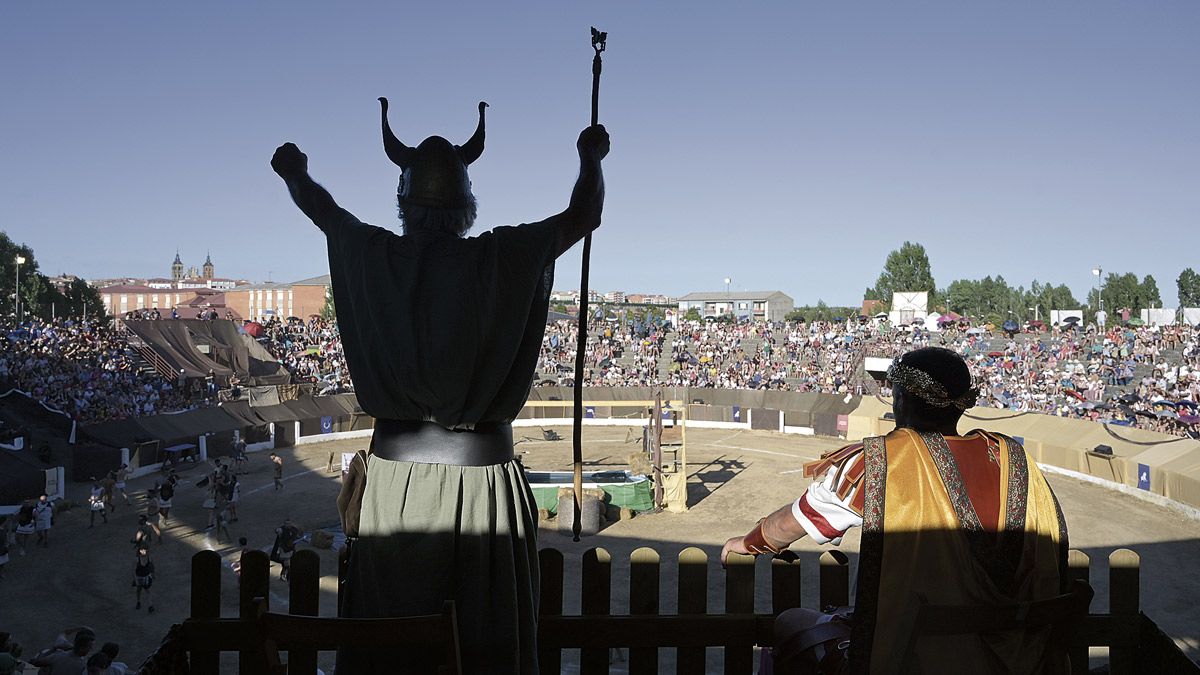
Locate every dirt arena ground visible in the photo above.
<box><xmin>3</xmin><ymin>426</ymin><xmax>1198</xmax><ymax>672</ymax></box>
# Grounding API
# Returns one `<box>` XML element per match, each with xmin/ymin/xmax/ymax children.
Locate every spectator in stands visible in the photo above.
<box><xmin>723</xmin><ymin>347</ymin><xmax>1069</xmax><ymax>672</ymax></box>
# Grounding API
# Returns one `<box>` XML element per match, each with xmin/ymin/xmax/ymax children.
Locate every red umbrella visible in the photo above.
<box><xmin>243</xmin><ymin>321</ymin><xmax>264</xmax><ymax>338</ymax></box>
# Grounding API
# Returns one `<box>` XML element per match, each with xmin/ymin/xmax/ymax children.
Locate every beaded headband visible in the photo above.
<box><xmin>886</xmin><ymin>361</ymin><xmax>979</xmax><ymax>410</ymax></box>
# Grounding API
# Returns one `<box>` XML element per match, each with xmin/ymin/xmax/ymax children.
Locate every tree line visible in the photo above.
<box><xmin>861</xmin><ymin>241</ymin><xmax>1200</xmax><ymax>325</ymax></box>
<box><xmin>1</xmin><ymin>230</ymin><xmax>106</xmax><ymax>322</ymax></box>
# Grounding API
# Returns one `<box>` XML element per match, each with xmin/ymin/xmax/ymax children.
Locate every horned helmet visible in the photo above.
<box><xmin>379</xmin><ymin>97</ymin><xmax>486</xmax><ymax>210</ymax></box>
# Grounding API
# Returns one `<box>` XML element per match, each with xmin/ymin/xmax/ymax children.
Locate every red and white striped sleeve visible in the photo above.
<box><xmin>791</xmin><ymin>444</ymin><xmax>865</xmax><ymax>545</ymax></box>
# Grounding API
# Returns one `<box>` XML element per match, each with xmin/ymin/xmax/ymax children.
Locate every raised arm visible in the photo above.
<box><xmin>271</xmin><ymin>143</ymin><xmax>357</xmax><ymax>232</ymax></box>
<box><xmin>535</xmin><ymin>125</ymin><xmax>609</xmax><ymax>258</ymax></box>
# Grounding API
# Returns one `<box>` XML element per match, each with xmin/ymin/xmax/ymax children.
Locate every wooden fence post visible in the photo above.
<box><xmin>287</xmin><ymin>549</ymin><xmax>320</xmax><ymax>675</ymax></box>
<box><xmin>629</xmin><ymin>547</ymin><xmax>660</xmax><ymax>675</ymax></box>
<box><xmin>724</xmin><ymin>553</ymin><xmax>756</xmax><ymax>674</ymax></box>
<box><xmin>190</xmin><ymin>551</ymin><xmax>221</xmax><ymax>675</ymax></box>
<box><xmin>538</xmin><ymin>548</ymin><xmax>564</xmax><ymax>673</ymax></box>
<box><xmin>1108</xmin><ymin>549</ymin><xmax>1140</xmax><ymax>675</ymax></box>
<box><xmin>677</xmin><ymin>547</ymin><xmax>708</xmax><ymax>674</ymax></box>
<box><xmin>581</xmin><ymin>547</ymin><xmax>612</xmax><ymax>675</ymax></box>
<box><xmin>239</xmin><ymin>549</ymin><xmax>270</xmax><ymax>673</ymax></box>
<box><xmin>1067</xmin><ymin>549</ymin><xmax>1090</xmax><ymax>675</ymax></box>
<box><xmin>818</xmin><ymin>550</ymin><xmax>849</xmax><ymax>608</ymax></box>
<box><xmin>771</xmin><ymin>554</ymin><xmax>803</xmax><ymax>616</ymax></box>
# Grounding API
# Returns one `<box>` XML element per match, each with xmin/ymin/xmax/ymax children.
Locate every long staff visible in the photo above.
<box><xmin>572</xmin><ymin>26</ymin><xmax>606</xmax><ymax>542</ymax></box>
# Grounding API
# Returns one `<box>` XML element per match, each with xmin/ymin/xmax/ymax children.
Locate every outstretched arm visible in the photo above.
<box><xmin>533</xmin><ymin>125</ymin><xmax>609</xmax><ymax>258</ymax></box>
<box><xmin>721</xmin><ymin>502</ymin><xmax>809</xmax><ymax>566</ymax></box>
<box><xmin>271</xmin><ymin>143</ymin><xmax>357</xmax><ymax>232</ymax></box>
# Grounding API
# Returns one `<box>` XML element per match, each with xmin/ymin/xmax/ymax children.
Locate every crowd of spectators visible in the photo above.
<box><xmin>4</xmin><ymin>311</ymin><xmax>1198</xmax><ymax>437</ymax></box>
<box><xmin>0</xmin><ymin>318</ymin><xmax>209</xmax><ymax>425</ymax></box>
<box><xmin>255</xmin><ymin>317</ymin><xmax>352</xmax><ymax>395</ymax></box>
<box><xmin>536</xmin><ymin>317</ymin><xmax>1200</xmax><ymax>438</ymax></box>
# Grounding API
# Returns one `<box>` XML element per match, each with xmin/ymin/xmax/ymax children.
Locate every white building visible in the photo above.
<box><xmin>677</xmin><ymin>291</ymin><xmax>794</xmax><ymax>322</ymax></box>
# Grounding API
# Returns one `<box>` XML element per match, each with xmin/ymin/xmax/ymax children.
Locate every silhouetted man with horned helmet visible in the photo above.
<box><xmin>272</xmin><ymin>100</ymin><xmax>608</xmax><ymax>674</ymax></box>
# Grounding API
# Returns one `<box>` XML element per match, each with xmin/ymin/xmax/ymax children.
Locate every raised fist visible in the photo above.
<box><xmin>271</xmin><ymin>143</ymin><xmax>308</xmax><ymax>178</ymax></box>
<box><xmin>577</xmin><ymin>125</ymin><xmax>610</xmax><ymax>163</ymax></box>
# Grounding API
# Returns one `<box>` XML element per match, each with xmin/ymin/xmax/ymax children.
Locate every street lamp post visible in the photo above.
<box><xmin>1091</xmin><ymin>266</ymin><xmax>1103</xmax><ymax>314</ymax></box>
<box><xmin>1028</xmin><ymin>306</ymin><xmax>1039</xmax><ymax>322</ymax></box>
<box><xmin>14</xmin><ymin>255</ymin><xmax>25</xmax><ymax>322</ymax></box>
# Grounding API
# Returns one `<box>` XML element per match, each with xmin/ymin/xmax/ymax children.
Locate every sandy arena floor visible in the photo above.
<box><xmin>2</xmin><ymin>426</ymin><xmax>1198</xmax><ymax>672</ymax></box>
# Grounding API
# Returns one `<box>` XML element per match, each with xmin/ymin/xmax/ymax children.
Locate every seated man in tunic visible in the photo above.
<box><xmin>272</xmin><ymin>99</ymin><xmax>608</xmax><ymax>675</ymax></box>
<box><xmin>722</xmin><ymin>347</ymin><xmax>1070</xmax><ymax>674</ymax></box>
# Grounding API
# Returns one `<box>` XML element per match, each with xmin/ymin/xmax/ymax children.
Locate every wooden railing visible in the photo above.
<box><xmin>176</xmin><ymin>546</ymin><xmax>1198</xmax><ymax>675</ymax></box>
<box><xmin>118</xmin><ymin>322</ymin><xmax>180</xmax><ymax>381</ymax></box>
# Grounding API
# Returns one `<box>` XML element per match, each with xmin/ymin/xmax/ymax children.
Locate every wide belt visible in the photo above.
<box><xmin>369</xmin><ymin>419</ymin><xmax>514</xmax><ymax>466</ymax></box>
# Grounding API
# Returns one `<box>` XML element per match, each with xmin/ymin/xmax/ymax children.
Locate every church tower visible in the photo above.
<box><xmin>203</xmin><ymin>251</ymin><xmax>214</xmax><ymax>280</ymax></box>
<box><xmin>171</xmin><ymin>251</ymin><xmax>184</xmax><ymax>281</ymax></box>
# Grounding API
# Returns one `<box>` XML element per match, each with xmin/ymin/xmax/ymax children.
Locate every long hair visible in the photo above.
<box><xmin>397</xmin><ymin>195</ymin><xmax>478</xmax><ymax>237</ymax></box>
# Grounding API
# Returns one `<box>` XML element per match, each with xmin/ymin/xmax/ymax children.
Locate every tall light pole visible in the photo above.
<box><xmin>1091</xmin><ymin>266</ymin><xmax>1103</xmax><ymax>313</ymax></box>
<box><xmin>14</xmin><ymin>255</ymin><xmax>25</xmax><ymax>322</ymax></box>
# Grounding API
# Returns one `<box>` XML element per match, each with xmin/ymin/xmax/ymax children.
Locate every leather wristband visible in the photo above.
<box><xmin>743</xmin><ymin>519</ymin><xmax>784</xmax><ymax>556</ymax></box>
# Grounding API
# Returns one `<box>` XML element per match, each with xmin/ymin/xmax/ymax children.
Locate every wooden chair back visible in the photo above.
<box><xmin>901</xmin><ymin>580</ymin><xmax>1094</xmax><ymax>672</ymax></box>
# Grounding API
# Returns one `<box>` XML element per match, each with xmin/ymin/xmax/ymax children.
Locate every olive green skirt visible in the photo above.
<box><xmin>337</xmin><ymin>456</ymin><xmax>540</xmax><ymax>675</ymax></box>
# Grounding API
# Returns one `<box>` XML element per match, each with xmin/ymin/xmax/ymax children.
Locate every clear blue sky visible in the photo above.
<box><xmin>2</xmin><ymin>2</ymin><xmax>1197</xmax><ymax>306</ymax></box>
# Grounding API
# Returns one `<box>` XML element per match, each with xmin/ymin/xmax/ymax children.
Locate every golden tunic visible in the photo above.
<box><xmin>850</xmin><ymin>428</ymin><xmax>1068</xmax><ymax>674</ymax></box>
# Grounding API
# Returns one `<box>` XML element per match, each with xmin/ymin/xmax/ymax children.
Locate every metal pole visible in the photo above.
<box><xmin>571</xmin><ymin>26</ymin><xmax>606</xmax><ymax>542</ymax></box>
<box><xmin>14</xmin><ymin>256</ymin><xmax>23</xmax><ymax>322</ymax></box>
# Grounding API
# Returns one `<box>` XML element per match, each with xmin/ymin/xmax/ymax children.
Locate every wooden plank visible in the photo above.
<box><xmin>676</xmin><ymin>547</ymin><xmax>708</xmax><ymax>674</ymax></box>
<box><xmin>189</xmin><ymin>551</ymin><xmax>221</xmax><ymax>675</ymax></box>
<box><xmin>581</xmin><ymin>548</ymin><xmax>612</xmax><ymax>675</ymax></box>
<box><xmin>818</xmin><ymin>550</ymin><xmax>850</xmax><ymax>608</ymax></box>
<box><xmin>724</xmin><ymin>552</ymin><xmax>755</xmax><ymax>674</ymax></box>
<box><xmin>628</xmin><ymin>547</ymin><xmax>660</xmax><ymax>675</ymax></box>
<box><xmin>239</xmin><ymin>549</ymin><xmax>270</xmax><ymax>673</ymax></box>
<box><xmin>540</xmin><ymin>547</ymin><xmax>566</xmax><ymax>672</ymax></box>
<box><xmin>1108</xmin><ymin>549</ymin><xmax>1140</xmax><ymax>675</ymax></box>
<box><xmin>538</xmin><ymin>548</ymin><xmax>564</xmax><ymax>674</ymax></box>
<box><xmin>287</xmin><ymin>549</ymin><xmax>320</xmax><ymax>675</ymax></box>
<box><xmin>771</xmin><ymin>554</ymin><xmax>802</xmax><ymax>617</ymax></box>
<box><xmin>1067</xmin><ymin>549</ymin><xmax>1090</xmax><ymax>675</ymax></box>
<box><xmin>181</xmin><ymin>612</ymin><xmax>1139</xmax><ymax>652</ymax></box>
<box><xmin>540</xmin><ymin>614</ymin><xmax>773</xmax><ymax>648</ymax></box>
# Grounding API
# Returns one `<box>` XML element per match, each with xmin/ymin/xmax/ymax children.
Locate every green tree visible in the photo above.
<box><xmin>1140</xmin><ymin>275</ymin><xmax>1162</xmax><ymax>309</ymax></box>
<box><xmin>0</xmin><ymin>230</ymin><xmax>39</xmax><ymax>320</ymax></box>
<box><xmin>870</xmin><ymin>242</ymin><xmax>936</xmax><ymax>306</ymax></box>
<box><xmin>67</xmin><ymin>278</ymin><xmax>105</xmax><ymax>319</ymax></box>
<box><xmin>1178</xmin><ymin>268</ymin><xmax>1200</xmax><ymax>308</ymax></box>
<box><xmin>683</xmin><ymin>307</ymin><xmax>701</xmax><ymax>322</ymax></box>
